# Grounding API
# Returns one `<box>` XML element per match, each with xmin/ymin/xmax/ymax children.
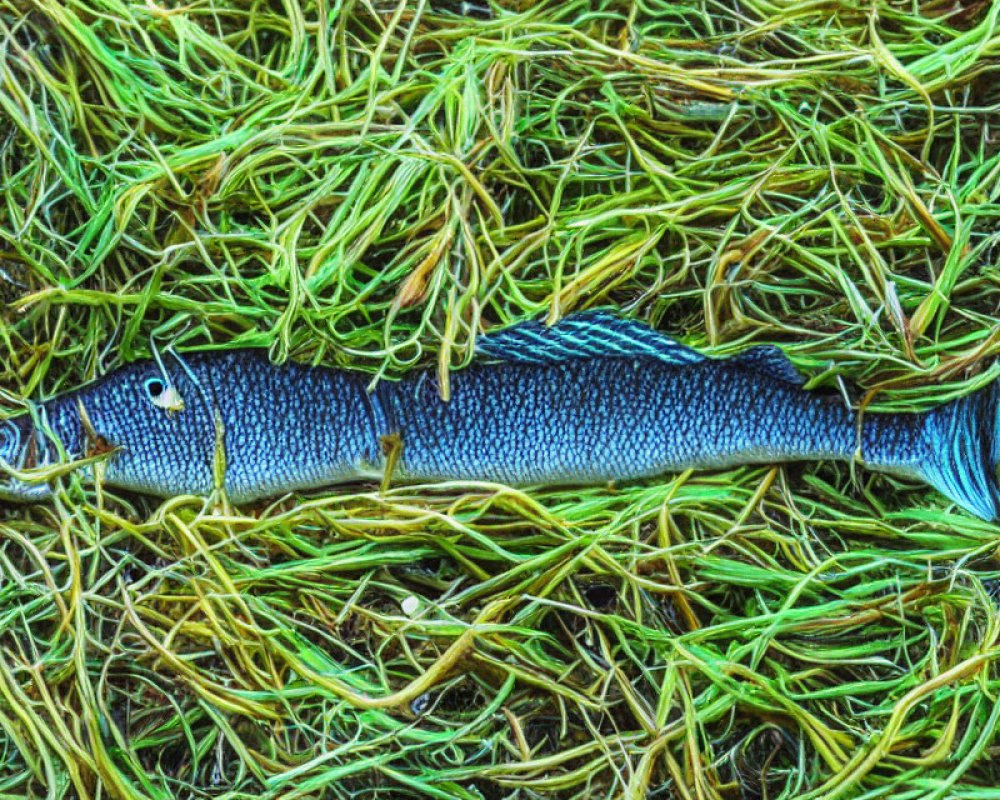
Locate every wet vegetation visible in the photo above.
<box><xmin>1</xmin><ymin>0</ymin><xmax>1000</xmax><ymax>797</ymax></box>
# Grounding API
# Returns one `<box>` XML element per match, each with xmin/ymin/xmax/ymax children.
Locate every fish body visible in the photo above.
<box><xmin>391</xmin><ymin>358</ymin><xmax>919</xmax><ymax>484</ymax></box>
<box><xmin>1</xmin><ymin>313</ymin><xmax>997</xmax><ymax>519</ymax></box>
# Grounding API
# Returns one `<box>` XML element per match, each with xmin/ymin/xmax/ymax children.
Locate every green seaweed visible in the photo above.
<box><xmin>1</xmin><ymin>0</ymin><xmax>1000</xmax><ymax>798</ymax></box>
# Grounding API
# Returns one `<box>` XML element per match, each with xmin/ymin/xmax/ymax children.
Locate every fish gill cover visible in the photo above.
<box><xmin>0</xmin><ymin>1</ymin><xmax>999</xmax><ymax>798</ymax></box>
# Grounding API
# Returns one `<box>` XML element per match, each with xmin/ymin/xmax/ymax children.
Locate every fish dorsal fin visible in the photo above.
<box><xmin>477</xmin><ymin>313</ymin><xmax>805</xmax><ymax>384</ymax></box>
<box><xmin>727</xmin><ymin>345</ymin><xmax>804</xmax><ymax>385</ymax></box>
<box><xmin>476</xmin><ymin>311</ymin><xmax>705</xmax><ymax>366</ymax></box>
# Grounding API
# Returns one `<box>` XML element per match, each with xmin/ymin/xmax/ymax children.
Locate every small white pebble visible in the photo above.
<box><xmin>401</xmin><ymin>595</ymin><xmax>420</xmax><ymax>616</ymax></box>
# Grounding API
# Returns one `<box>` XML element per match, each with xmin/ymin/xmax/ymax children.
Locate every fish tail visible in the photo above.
<box><xmin>917</xmin><ymin>380</ymin><xmax>1000</xmax><ymax>521</ymax></box>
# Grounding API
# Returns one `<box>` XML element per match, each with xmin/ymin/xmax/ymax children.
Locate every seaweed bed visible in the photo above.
<box><xmin>1</xmin><ymin>1</ymin><xmax>1000</xmax><ymax>798</ymax></box>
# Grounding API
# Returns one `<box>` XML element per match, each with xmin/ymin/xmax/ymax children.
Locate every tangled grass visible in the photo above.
<box><xmin>1</xmin><ymin>0</ymin><xmax>1000</xmax><ymax>797</ymax></box>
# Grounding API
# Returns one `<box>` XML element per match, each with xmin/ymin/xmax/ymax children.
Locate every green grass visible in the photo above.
<box><xmin>1</xmin><ymin>0</ymin><xmax>1000</xmax><ymax>797</ymax></box>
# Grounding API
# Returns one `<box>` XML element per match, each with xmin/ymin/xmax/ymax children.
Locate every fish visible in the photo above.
<box><xmin>0</xmin><ymin>312</ymin><xmax>997</xmax><ymax>519</ymax></box>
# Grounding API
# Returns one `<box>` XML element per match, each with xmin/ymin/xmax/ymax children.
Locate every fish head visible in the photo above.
<box><xmin>1</xmin><ymin>355</ymin><xmax>225</xmax><ymax>502</ymax></box>
<box><xmin>0</xmin><ymin>415</ymin><xmax>55</xmax><ymax>502</ymax></box>
<box><xmin>68</xmin><ymin>361</ymin><xmax>215</xmax><ymax>498</ymax></box>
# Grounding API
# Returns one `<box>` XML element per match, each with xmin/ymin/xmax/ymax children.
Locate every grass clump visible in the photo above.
<box><xmin>1</xmin><ymin>0</ymin><xmax>1000</xmax><ymax>798</ymax></box>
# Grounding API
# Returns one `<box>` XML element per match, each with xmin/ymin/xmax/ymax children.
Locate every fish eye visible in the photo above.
<box><xmin>143</xmin><ymin>375</ymin><xmax>186</xmax><ymax>414</ymax></box>
<box><xmin>144</xmin><ymin>378</ymin><xmax>166</xmax><ymax>400</ymax></box>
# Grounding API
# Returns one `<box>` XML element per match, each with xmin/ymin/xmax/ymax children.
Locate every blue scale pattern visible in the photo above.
<box><xmin>0</xmin><ymin>314</ymin><xmax>996</xmax><ymax>519</ymax></box>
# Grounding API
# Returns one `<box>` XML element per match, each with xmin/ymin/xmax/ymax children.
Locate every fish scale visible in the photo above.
<box><xmin>0</xmin><ymin>313</ymin><xmax>997</xmax><ymax>519</ymax></box>
<box><xmin>40</xmin><ymin>351</ymin><xmax>383</xmax><ymax>501</ymax></box>
<box><xmin>389</xmin><ymin>357</ymin><xmax>926</xmax><ymax>486</ymax></box>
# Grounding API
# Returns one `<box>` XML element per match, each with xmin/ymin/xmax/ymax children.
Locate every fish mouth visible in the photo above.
<box><xmin>0</xmin><ymin>416</ymin><xmax>55</xmax><ymax>502</ymax></box>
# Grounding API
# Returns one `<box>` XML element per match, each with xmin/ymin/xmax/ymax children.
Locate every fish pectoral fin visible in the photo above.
<box><xmin>726</xmin><ymin>345</ymin><xmax>805</xmax><ymax>385</ymax></box>
<box><xmin>476</xmin><ymin>311</ymin><xmax>705</xmax><ymax>366</ymax></box>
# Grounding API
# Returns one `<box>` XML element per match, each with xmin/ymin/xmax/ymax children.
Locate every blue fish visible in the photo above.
<box><xmin>1</xmin><ymin>313</ymin><xmax>996</xmax><ymax>519</ymax></box>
